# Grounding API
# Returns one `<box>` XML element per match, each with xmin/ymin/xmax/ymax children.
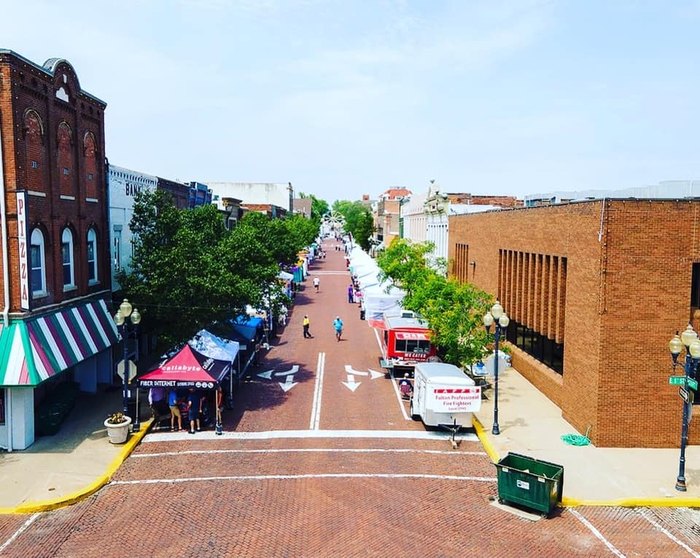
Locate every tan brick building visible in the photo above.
<box><xmin>449</xmin><ymin>198</ymin><xmax>700</xmax><ymax>448</ymax></box>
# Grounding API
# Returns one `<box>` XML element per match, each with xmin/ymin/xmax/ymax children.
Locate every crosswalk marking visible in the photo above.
<box><xmin>143</xmin><ymin>429</ymin><xmax>478</xmax><ymax>442</ymax></box>
<box><xmin>133</xmin><ymin>448</ymin><xmax>487</xmax><ymax>458</ymax></box>
<box><xmin>111</xmin><ymin>473</ymin><xmax>496</xmax><ymax>486</ymax></box>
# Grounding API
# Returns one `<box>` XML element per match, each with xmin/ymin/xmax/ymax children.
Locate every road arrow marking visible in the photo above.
<box><xmin>257</xmin><ymin>370</ymin><xmax>273</xmax><ymax>380</ymax></box>
<box><xmin>279</xmin><ymin>374</ymin><xmax>298</xmax><ymax>392</ymax></box>
<box><xmin>368</xmin><ymin>369</ymin><xmax>383</xmax><ymax>380</ymax></box>
<box><xmin>345</xmin><ymin>365</ymin><xmax>368</xmax><ymax>376</ymax></box>
<box><xmin>275</xmin><ymin>365</ymin><xmax>299</xmax><ymax>377</ymax></box>
<box><xmin>342</xmin><ymin>374</ymin><xmax>361</xmax><ymax>392</ymax></box>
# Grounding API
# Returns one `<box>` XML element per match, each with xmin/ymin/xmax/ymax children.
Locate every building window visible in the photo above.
<box><xmin>87</xmin><ymin>228</ymin><xmax>98</xmax><ymax>283</ymax></box>
<box><xmin>30</xmin><ymin>228</ymin><xmax>46</xmax><ymax>295</ymax></box>
<box><xmin>61</xmin><ymin>228</ymin><xmax>75</xmax><ymax>289</ymax></box>
<box><xmin>113</xmin><ymin>230</ymin><xmax>122</xmax><ymax>270</ymax></box>
<box><xmin>500</xmin><ymin>249</ymin><xmax>567</xmax><ymax>375</ymax></box>
<box><xmin>87</xmin><ymin>173</ymin><xmax>94</xmax><ymax>181</ymax></box>
<box><xmin>31</xmin><ymin>160</ymin><xmax>39</xmax><ymax>169</ymax></box>
<box><xmin>63</xmin><ymin>167</ymin><xmax>70</xmax><ymax>176</ymax></box>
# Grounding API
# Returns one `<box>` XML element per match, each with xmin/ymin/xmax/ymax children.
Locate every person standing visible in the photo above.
<box><xmin>167</xmin><ymin>388</ymin><xmax>182</xmax><ymax>431</ymax></box>
<box><xmin>187</xmin><ymin>388</ymin><xmax>202</xmax><ymax>434</ymax></box>
<box><xmin>333</xmin><ymin>316</ymin><xmax>344</xmax><ymax>342</ymax></box>
<box><xmin>303</xmin><ymin>315</ymin><xmax>313</xmax><ymax>338</ymax></box>
<box><xmin>347</xmin><ymin>284</ymin><xmax>354</xmax><ymax>303</ymax></box>
<box><xmin>215</xmin><ymin>385</ymin><xmax>224</xmax><ymax>436</ymax></box>
<box><xmin>313</xmin><ymin>276</ymin><xmax>320</xmax><ymax>292</ymax></box>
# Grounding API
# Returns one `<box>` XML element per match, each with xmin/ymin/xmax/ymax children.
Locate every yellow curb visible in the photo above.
<box><xmin>472</xmin><ymin>416</ymin><xmax>700</xmax><ymax>508</ymax></box>
<box><xmin>0</xmin><ymin>419</ymin><xmax>152</xmax><ymax>515</ymax></box>
<box><xmin>472</xmin><ymin>415</ymin><xmax>500</xmax><ymax>463</ymax></box>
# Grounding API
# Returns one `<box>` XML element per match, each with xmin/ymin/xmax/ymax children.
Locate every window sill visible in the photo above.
<box><xmin>63</xmin><ymin>285</ymin><xmax>78</xmax><ymax>293</ymax></box>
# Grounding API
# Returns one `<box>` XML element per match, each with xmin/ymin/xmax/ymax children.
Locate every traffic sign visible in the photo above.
<box><xmin>117</xmin><ymin>359</ymin><xmax>137</xmax><ymax>382</ymax></box>
<box><xmin>688</xmin><ymin>377</ymin><xmax>699</xmax><ymax>391</ymax></box>
<box><xmin>669</xmin><ymin>375</ymin><xmax>687</xmax><ymax>386</ymax></box>
<box><xmin>679</xmin><ymin>387</ymin><xmax>689</xmax><ymax>402</ymax></box>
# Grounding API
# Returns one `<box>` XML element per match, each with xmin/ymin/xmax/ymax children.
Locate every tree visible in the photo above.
<box><xmin>118</xmin><ymin>192</ymin><xmax>306</xmax><ymax>351</ymax></box>
<box><xmin>376</xmin><ymin>238</ymin><xmax>493</xmax><ymax>368</ymax></box>
<box><xmin>333</xmin><ymin>200</ymin><xmax>374</xmax><ymax>251</ymax></box>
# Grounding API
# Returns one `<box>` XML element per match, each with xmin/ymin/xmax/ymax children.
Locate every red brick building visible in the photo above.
<box><xmin>0</xmin><ymin>51</ymin><xmax>117</xmax><ymax>449</ymax></box>
<box><xmin>449</xmin><ymin>198</ymin><xmax>700</xmax><ymax>448</ymax></box>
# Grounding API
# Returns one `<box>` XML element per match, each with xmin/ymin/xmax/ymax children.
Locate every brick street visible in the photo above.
<box><xmin>0</xmin><ymin>241</ymin><xmax>698</xmax><ymax>557</ymax></box>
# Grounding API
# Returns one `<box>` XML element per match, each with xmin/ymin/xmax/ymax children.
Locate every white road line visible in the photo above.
<box><xmin>374</xmin><ymin>326</ymin><xmax>411</xmax><ymax>420</ymax></box>
<box><xmin>638</xmin><ymin>509</ymin><xmax>700</xmax><ymax>558</ymax></box>
<box><xmin>569</xmin><ymin>509</ymin><xmax>626</xmax><ymax>558</ymax></box>
<box><xmin>0</xmin><ymin>513</ymin><xmax>39</xmax><ymax>554</ymax></box>
<box><xmin>309</xmin><ymin>352</ymin><xmax>325</xmax><ymax>430</ymax></box>
<box><xmin>111</xmin><ymin>473</ymin><xmax>497</xmax><ymax>486</ymax></box>
<box><xmin>373</xmin><ymin>326</ymin><xmax>384</xmax><ymax>354</ymax></box>
<box><xmin>133</xmin><ymin>448</ymin><xmax>487</xmax><ymax>458</ymax></box>
<box><xmin>143</xmin><ymin>429</ymin><xmax>478</xmax><ymax>442</ymax></box>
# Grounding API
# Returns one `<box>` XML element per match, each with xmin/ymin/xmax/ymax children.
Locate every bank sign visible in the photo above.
<box><xmin>428</xmin><ymin>386</ymin><xmax>481</xmax><ymax>413</ymax></box>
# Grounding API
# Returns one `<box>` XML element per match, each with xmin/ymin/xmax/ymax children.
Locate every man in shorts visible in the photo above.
<box><xmin>168</xmin><ymin>389</ymin><xmax>182</xmax><ymax>431</ymax></box>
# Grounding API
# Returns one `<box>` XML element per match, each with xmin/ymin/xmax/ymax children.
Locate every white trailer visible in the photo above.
<box><xmin>410</xmin><ymin>362</ymin><xmax>481</xmax><ymax>429</ymax></box>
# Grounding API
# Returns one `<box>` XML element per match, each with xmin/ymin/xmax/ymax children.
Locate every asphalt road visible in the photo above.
<box><xmin>1</xmin><ymin>240</ymin><xmax>698</xmax><ymax>557</ymax></box>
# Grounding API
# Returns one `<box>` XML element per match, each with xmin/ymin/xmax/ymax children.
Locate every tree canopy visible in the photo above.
<box><xmin>118</xmin><ymin>190</ymin><xmax>315</xmax><ymax>350</ymax></box>
<box><xmin>376</xmin><ymin>238</ymin><xmax>494</xmax><ymax>368</ymax></box>
<box><xmin>332</xmin><ymin>200</ymin><xmax>374</xmax><ymax>251</ymax></box>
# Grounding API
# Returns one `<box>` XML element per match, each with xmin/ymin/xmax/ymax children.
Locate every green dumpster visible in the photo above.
<box><xmin>495</xmin><ymin>453</ymin><xmax>564</xmax><ymax>516</ymax></box>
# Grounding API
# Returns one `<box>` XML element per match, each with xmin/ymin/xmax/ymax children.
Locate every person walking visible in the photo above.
<box><xmin>333</xmin><ymin>316</ymin><xmax>344</xmax><ymax>342</ymax></box>
<box><xmin>313</xmin><ymin>276</ymin><xmax>320</xmax><ymax>292</ymax></box>
<box><xmin>347</xmin><ymin>284</ymin><xmax>354</xmax><ymax>303</ymax></box>
<box><xmin>303</xmin><ymin>315</ymin><xmax>313</xmax><ymax>338</ymax></box>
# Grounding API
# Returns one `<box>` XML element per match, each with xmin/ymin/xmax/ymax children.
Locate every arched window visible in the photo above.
<box><xmin>61</xmin><ymin>228</ymin><xmax>75</xmax><ymax>289</ymax></box>
<box><xmin>30</xmin><ymin>228</ymin><xmax>46</xmax><ymax>296</ymax></box>
<box><xmin>87</xmin><ymin>228</ymin><xmax>98</xmax><ymax>284</ymax></box>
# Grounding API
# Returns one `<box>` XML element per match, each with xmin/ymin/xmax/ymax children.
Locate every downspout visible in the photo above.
<box><xmin>0</xmin><ymin>110</ymin><xmax>13</xmax><ymax>452</ymax></box>
<box><xmin>0</xmin><ymin>111</ymin><xmax>10</xmax><ymax>327</ymax></box>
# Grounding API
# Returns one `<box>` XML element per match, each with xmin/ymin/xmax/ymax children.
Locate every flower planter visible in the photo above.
<box><xmin>104</xmin><ymin>415</ymin><xmax>132</xmax><ymax>444</ymax></box>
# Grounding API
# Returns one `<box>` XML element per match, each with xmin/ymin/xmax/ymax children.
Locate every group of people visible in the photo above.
<box><xmin>149</xmin><ymin>385</ymin><xmax>224</xmax><ymax>435</ymax></box>
<box><xmin>301</xmin><ymin>314</ymin><xmax>344</xmax><ymax>341</ymax></box>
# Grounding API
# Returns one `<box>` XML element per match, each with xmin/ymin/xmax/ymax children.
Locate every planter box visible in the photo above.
<box><xmin>104</xmin><ymin>416</ymin><xmax>132</xmax><ymax>444</ymax></box>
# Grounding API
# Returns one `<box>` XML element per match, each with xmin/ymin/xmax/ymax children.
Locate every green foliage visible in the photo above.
<box><xmin>377</xmin><ymin>238</ymin><xmax>493</xmax><ymax>368</ymax></box>
<box><xmin>332</xmin><ymin>200</ymin><xmax>374</xmax><ymax>250</ymax></box>
<box><xmin>118</xmin><ymin>192</ymin><xmax>305</xmax><ymax>351</ymax></box>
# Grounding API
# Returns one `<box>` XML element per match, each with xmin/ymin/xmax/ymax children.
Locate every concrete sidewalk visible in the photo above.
<box><xmin>0</xmin><ymin>366</ymin><xmax>699</xmax><ymax>514</ymax></box>
<box><xmin>0</xmin><ymin>387</ymin><xmax>150</xmax><ymax>514</ymax></box>
<box><xmin>473</xmin><ymin>365</ymin><xmax>700</xmax><ymax>507</ymax></box>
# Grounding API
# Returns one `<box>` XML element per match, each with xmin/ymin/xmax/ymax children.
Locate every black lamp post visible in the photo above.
<box><xmin>114</xmin><ymin>299</ymin><xmax>141</xmax><ymax>429</ymax></box>
<box><xmin>668</xmin><ymin>325</ymin><xmax>699</xmax><ymax>492</ymax></box>
<box><xmin>483</xmin><ymin>300</ymin><xmax>509</xmax><ymax>436</ymax></box>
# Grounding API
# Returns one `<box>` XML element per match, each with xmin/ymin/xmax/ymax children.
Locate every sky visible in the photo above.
<box><xmin>3</xmin><ymin>0</ymin><xmax>700</xmax><ymax>204</ymax></box>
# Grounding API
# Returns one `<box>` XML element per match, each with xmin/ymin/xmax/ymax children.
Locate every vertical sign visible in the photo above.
<box><xmin>17</xmin><ymin>192</ymin><xmax>29</xmax><ymax>310</ymax></box>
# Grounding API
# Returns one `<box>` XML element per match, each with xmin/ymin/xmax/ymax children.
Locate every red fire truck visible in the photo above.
<box><xmin>378</xmin><ymin>315</ymin><xmax>438</xmax><ymax>377</ymax></box>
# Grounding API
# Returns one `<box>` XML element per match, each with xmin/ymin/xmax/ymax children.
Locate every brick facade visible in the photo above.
<box><xmin>0</xmin><ymin>50</ymin><xmax>110</xmax><ymax>313</ymax></box>
<box><xmin>449</xmin><ymin>199</ymin><xmax>700</xmax><ymax>448</ymax></box>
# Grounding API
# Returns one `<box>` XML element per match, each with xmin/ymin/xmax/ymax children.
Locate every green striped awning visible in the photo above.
<box><xmin>0</xmin><ymin>299</ymin><xmax>118</xmax><ymax>386</ymax></box>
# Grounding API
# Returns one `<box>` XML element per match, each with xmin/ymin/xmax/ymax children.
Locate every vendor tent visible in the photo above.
<box><xmin>189</xmin><ymin>330</ymin><xmax>239</xmax><ymax>363</ymax></box>
<box><xmin>138</xmin><ymin>345</ymin><xmax>230</xmax><ymax>389</ymax></box>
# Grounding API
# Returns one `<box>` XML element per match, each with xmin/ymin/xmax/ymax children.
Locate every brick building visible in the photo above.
<box><xmin>373</xmin><ymin>187</ymin><xmax>411</xmax><ymax>249</ymax></box>
<box><xmin>0</xmin><ymin>51</ymin><xmax>117</xmax><ymax>449</ymax></box>
<box><xmin>449</xmin><ymin>198</ymin><xmax>700</xmax><ymax>448</ymax></box>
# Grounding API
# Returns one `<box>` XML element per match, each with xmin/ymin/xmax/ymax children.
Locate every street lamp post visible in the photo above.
<box><xmin>114</xmin><ymin>299</ymin><xmax>141</xmax><ymax>429</ymax></box>
<box><xmin>668</xmin><ymin>325</ymin><xmax>700</xmax><ymax>492</ymax></box>
<box><xmin>483</xmin><ymin>300</ymin><xmax>510</xmax><ymax>436</ymax></box>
